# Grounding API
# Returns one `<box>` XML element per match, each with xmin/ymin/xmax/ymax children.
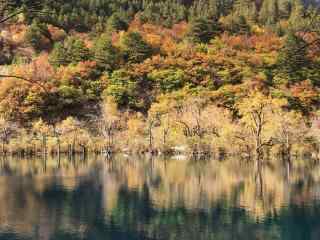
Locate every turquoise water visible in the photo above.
<box><xmin>0</xmin><ymin>156</ymin><xmax>319</xmax><ymax>240</ymax></box>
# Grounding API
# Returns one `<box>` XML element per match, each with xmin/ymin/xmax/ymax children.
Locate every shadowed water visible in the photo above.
<box><xmin>0</xmin><ymin>155</ymin><xmax>320</xmax><ymax>240</ymax></box>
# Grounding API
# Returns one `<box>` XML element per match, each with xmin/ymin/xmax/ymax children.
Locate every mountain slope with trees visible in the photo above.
<box><xmin>0</xmin><ymin>0</ymin><xmax>320</xmax><ymax>160</ymax></box>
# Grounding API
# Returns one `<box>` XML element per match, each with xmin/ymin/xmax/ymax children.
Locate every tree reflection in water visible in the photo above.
<box><xmin>0</xmin><ymin>155</ymin><xmax>320</xmax><ymax>240</ymax></box>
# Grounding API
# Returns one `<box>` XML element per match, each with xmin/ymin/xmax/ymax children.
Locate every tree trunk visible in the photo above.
<box><xmin>57</xmin><ymin>138</ymin><xmax>61</xmax><ymax>163</ymax></box>
<box><xmin>149</xmin><ymin>126</ymin><xmax>153</xmax><ymax>153</ymax></box>
<box><xmin>163</xmin><ymin>129</ymin><xmax>167</xmax><ymax>147</ymax></box>
<box><xmin>72</xmin><ymin>138</ymin><xmax>76</xmax><ymax>156</ymax></box>
<box><xmin>2</xmin><ymin>139</ymin><xmax>5</xmax><ymax>156</ymax></box>
<box><xmin>256</xmin><ymin>160</ymin><xmax>264</xmax><ymax>198</ymax></box>
<box><xmin>68</xmin><ymin>144</ymin><xmax>72</xmax><ymax>160</ymax></box>
<box><xmin>42</xmin><ymin>135</ymin><xmax>47</xmax><ymax>160</ymax></box>
<box><xmin>285</xmin><ymin>134</ymin><xmax>291</xmax><ymax>162</ymax></box>
<box><xmin>81</xmin><ymin>145</ymin><xmax>87</xmax><ymax>161</ymax></box>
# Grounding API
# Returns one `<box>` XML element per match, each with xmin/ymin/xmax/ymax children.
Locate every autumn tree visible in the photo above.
<box><xmin>99</xmin><ymin>97</ymin><xmax>122</xmax><ymax>153</ymax></box>
<box><xmin>237</xmin><ymin>92</ymin><xmax>286</xmax><ymax>163</ymax></box>
<box><xmin>0</xmin><ymin>116</ymin><xmax>15</xmax><ymax>155</ymax></box>
<box><xmin>77</xmin><ymin>128</ymin><xmax>92</xmax><ymax>157</ymax></box>
<box><xmin>146</xmin><ymin>109</ymin><xmax>161</xmax><ymax>153</ymax></box>
<box><xmin>55</xmin><ymin>61</ymin><xmax>103</xmax><ymax>118</ymax></box>
<box><xmin>174</xmin><ymin>96</ymin><xmax>222</xmax><ymax>157</ymax></box>
<box><xmin>126</xmin><ymin>114</ymin><xmax>147</xmax><ymax>153</ymax></box>
<box><xmin>0</xmin><ymin>0</ymin><xmax>42</xmax><ymax>25</ymax></box>
<box><xmin>273</xmin><ymin>111</ymin><xmax>307</xmax><ymax>162</ymax></box>
<box><xmin>57</xmin><ymin>117</ymin><xmax>81</xmax><ymax>157</ymax></box>
<box><xmin>310</xmin><ymin>113</ymin><xmax>320</xmax><ymax>160</ymax></box>
<box><xmin>32</xmin><ymin>118</ymin><xmax>52</xmax><ymax>158</ymax></box>
<box><xmin>0</xmin><ymin>54</ymin><xmax>56</xmax><ymax>122</ymax></box>
<box><xmin>52</xmin><ymin>124</ymin><xmax>63</xmax><ymax>159</ymax></box>
<box><xmin>53</xmin><ymin>118</ymin><xmax>89</xmax><ymax>160</ymax></box>
<box><xmin>148</xmin><ymin>96</ymin><xmax>175</xmax><ymax>151</ymax></box>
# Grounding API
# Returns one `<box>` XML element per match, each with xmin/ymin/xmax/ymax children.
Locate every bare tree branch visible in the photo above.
<box><xmin>0</xmin><ymin>74</ymin><xmax>49</xmax><ymax>93</ymax></box>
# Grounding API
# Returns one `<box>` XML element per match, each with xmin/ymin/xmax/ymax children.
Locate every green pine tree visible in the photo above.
<box><xmin>288</xmin><ymin>0</ymin><xmax>305</xmax><ymax>30</ymax></box>
<box><xmin>25</xmin><ymin>20</ymin><xmax>52</xmax><ymax>52</ymax></box>
<box><xmin>65</xmin><ymin>36</ymin><xmax>91</xmax><ymax>64</ymax></box>
<box><xmin>277</xmin><ymin>31</ymin><xmax>310</xmax><ymax>84</ymax></box>
<box><xmin>122</xmin><ymin>32</ymin><xmax>154</xmax><ymax>64</ymax></box>
<box><xmin>259</xmin><ymin>0</ymin><xmax>279</xmax><ymax>25</ymax></box>
<box><xmin>187</xmin><ymin>17</ymin><xmax>222</xmax><ymax>43</ymax></box>
<box><xmin>106</xmin><ymin>13</ymin><xmax>128</xmax><ymax>32</ymax></box>
<box><xmin>93</xmin><ymin>34</ymin><xmax>119</xmax><ymax>71</ymax></box>
<box><xmin>49</xmin><ymin>42</ymin><xmax>69</xmax><ymax>67</ymax></box>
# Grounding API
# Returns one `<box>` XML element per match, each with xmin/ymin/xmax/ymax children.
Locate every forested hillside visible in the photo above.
<box><xmin>0</xmin><ymin>0</ymin><xmax>320</xmax><ymax>158</ymax></box>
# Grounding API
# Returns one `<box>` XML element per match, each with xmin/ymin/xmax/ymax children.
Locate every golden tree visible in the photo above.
<box><xmin>237</xmin><ymin>92</ymin><xmax>286</xmax><ymax>162</ymax></box>
<box><xmin>100</xmin><ymin>97</ymin><xmax>123</xmax><ymax>153</ymax></box>
<box><xmin>32</xmin><ymin>118</ymin><xmax>52</xmax><ymax>157</ymax></box>
<box><xmin>0</xmin><ymin>115</ymin><xmax>15</xmax><ymax>155</ymax></box>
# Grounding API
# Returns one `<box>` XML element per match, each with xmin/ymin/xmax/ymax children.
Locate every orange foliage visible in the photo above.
<box><xmin>47</xmin><ymin>25</ymin><xmax>66</xmax><ymax>42</ymax></box>
<box><xmin>3</xmin><ymin>23</ymin><xmax>27</xmax><ymax>44</ymax></box>
<box><xmin>56</xmin><ymin>61</ymin><xmax>98</xmax><ymax>85</ymax></box>
<box><xmin>291</xmin><ymin>80</ymin><xmax>320</xmax><ymax>106</ymax></box>
<box><xmin>299</xmin><ymin>32</ymin><xmax>320</xmax><ymax>59</ymax></box>
<box><xmin>220</xmin><ymin>33</ymin><xmax>281</xmax><ymax>53</ymax></box>
<box><xmin>11</xmin><ymin>53</ymin><xmax>55</xmax><ymax>92</ymax></box>
<box><xmin>69</xmin><ymin>31</ymin><xmax>93</xmax><ymax>48</ymax></box>
<box><xmin>127</xmin><ymin>19</ymin><xmax>187</xmax><ymax>53</ymax></box>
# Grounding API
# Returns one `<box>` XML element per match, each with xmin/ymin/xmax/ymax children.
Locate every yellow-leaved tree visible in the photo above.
<box><xmin>32</xmin><ymin>118</ymin><xmax>52</xmax><ymax>158</ymax></box>
<box><xmin>57</xmin><ymin>117</ymin><xmax>81</xmax><ymax>156</ymax></box>
<box><xmin>272</xmin><ymin>110</ymin><xmax>308</xmax><ymax>162</ymax></box>
<box><xmin>0</xmin><ymin>115</ymin><xmax>15</xmax><ymax>155</ymax></box>
<box><xmin>237</xmin><ymin>92</ymin><xmax>287</xmax><ymax>162</ymax></box>
<box><xmin>100</xmin><ymin>97</ymin><xmax>122</xmax><ymax>153</ymax></box>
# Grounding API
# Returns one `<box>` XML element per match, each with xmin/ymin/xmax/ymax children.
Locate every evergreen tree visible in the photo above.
<box><xmin>49</xmin><ymin>37</ymin><xmax>91</xmax><ymax>66</ymax></box>
<box><xmin>279</xmin><ymin>0</ymin><xmax>292</xmax><ymax>19</ymax></box>
<box><xmin>93</xmin><ymin>34</ymin><xmax>119</xmax><ymax>71</ymax></box>
<box><xmin>106</xmin><ymin>13</ymin><xmax>128</xmax><ymax>32</ymax></box>
<box><xmin>233</xmin><ymin>0</ymin><xmax>257</xmax><ymax>23</ymax></box>
<box><xmin>277</xmin><ymin>31</ymin><xmax>310</xmax><ymax>84</ymax></box>
<box><xmin>121</xmin><ymin>32</ymin><xmax>153</xmax><ymax>64</ymax></box>
<box><xmin>237</xmin><ymin>15</ymin><xmax>251</xmax><ymax>34</ymax></box>
<box><xmin>189</xmin><ymin>0</ymin><xmax>220</xmax><ymax>21</ymax></box>
<box><xmin>187</xmin><ymin>17</ymin><xmax>222</xmax><ymax>43</ymax></box>
<box><xmin>259</xmin><ymin>0</ymin><xmax>279</xmax><ymax>25</ymax></box>
<box><xmin>49</xmin><ymin>42</ymin><xmax>69</xmax><ymax>67</ymax></box>
<box><xmin>274</xmin><ymin>22</ymin><xmax>285</xmax><ymax>36</ymax></box>
<box><xmin>65</xmin><ymin>36</ymin><xmax>91</xmax><ymax>64</ymax></box>
<box><xmin>25</xmin><ymin>20</ymin><xmax>44</xmax><ymax>52</ymax></box>
<box><xmin>288</xmin><ymin>0</ymin><xmax>305</xmax><ymax>29</ymax></box>
<box><xmin>106</xmin><ymin>69</ymin><xmax>138</xmax><ymax>108</ymax></box>
<box><xmin>25</xmin><ymin>20</ymin><xmax>52</xmax><ymax>52</ymax></box>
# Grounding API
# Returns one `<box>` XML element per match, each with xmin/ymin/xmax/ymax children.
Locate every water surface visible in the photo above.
<box><xmin>0</xmin><ymin>156</ymin><xmax>320</xmax><ymax>240</ymax></box>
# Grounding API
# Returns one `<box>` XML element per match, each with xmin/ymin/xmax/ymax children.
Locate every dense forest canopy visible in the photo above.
<box><xmin>3</xmin><ymin>0</ymin><xmax>320</xmax><ymax>29</ymax></box>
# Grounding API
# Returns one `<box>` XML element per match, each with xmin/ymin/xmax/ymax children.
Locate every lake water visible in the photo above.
<box><xmin>0</xmin><ymin>155</ymin><xmax>320</xmax><ymax>240</ymax></box>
